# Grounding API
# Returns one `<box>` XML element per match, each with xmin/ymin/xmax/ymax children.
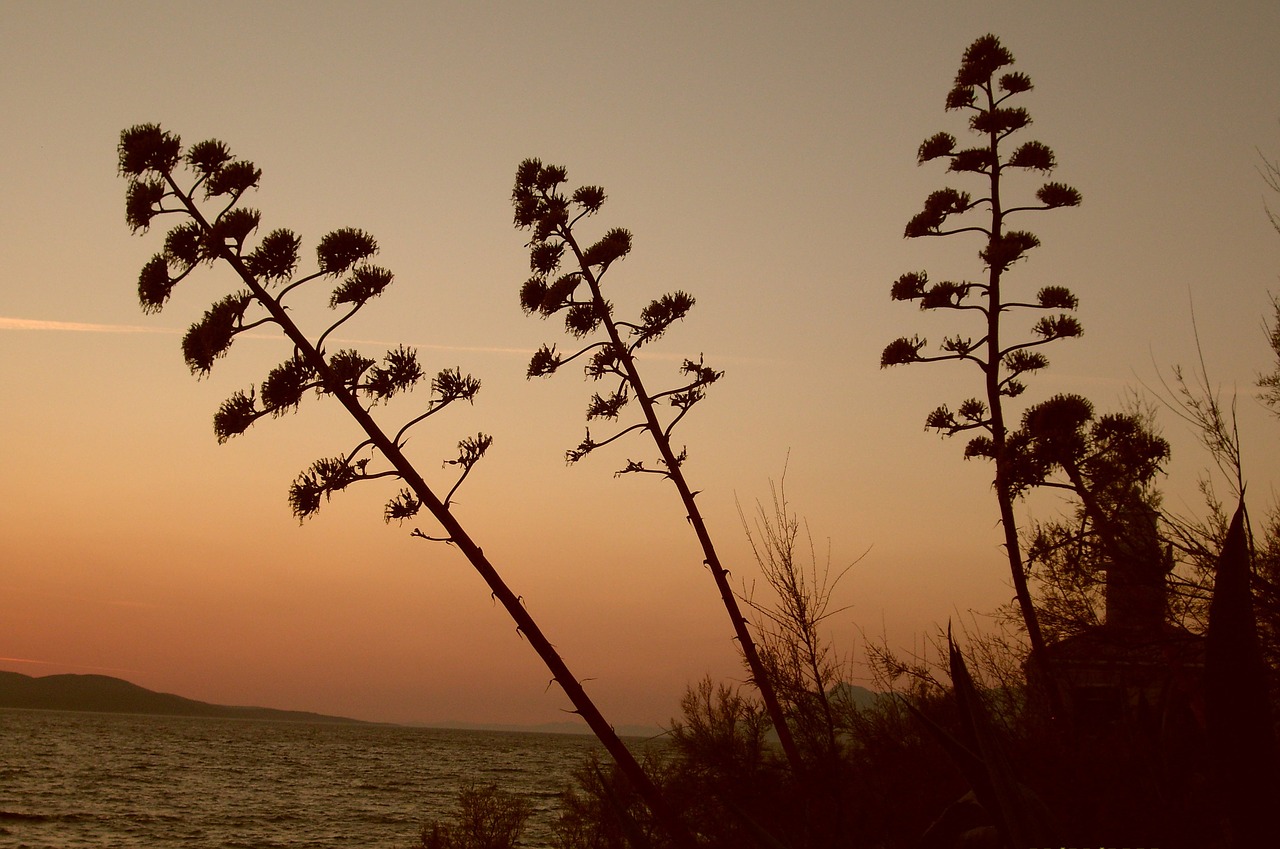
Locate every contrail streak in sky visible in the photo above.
<box><xmin>0</xmin><ymin>316</ymin><xmax>740</xmax><ymax>362</ymax></box>
<box><xmin>0</xmin><ymin>316</ymin><xmax>178</xmax><ymax>334</ymax></box>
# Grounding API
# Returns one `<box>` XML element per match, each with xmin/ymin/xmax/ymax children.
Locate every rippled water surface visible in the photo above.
<box><xmin>0</xmin><ymin>709</ymin><xmax>626</xmax><ymax>848</ymax></box>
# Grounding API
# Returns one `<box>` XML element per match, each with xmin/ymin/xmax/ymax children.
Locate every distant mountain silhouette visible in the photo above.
<box><xmin>0</xmin><ymin>671</ymin><xmax>368</xmax><ymax>724</ymax></box>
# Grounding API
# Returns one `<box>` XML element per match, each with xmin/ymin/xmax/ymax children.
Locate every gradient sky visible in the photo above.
<box><xmin>2</xmin><ymin>2</ymin><xmax>1278</xmax><ymax>727</ymax></box>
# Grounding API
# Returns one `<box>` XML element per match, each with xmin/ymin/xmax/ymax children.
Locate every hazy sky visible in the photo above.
<box><xmin>3</xmin><ymin>2</ymin><xmax>1278</xmax><ymax>727</ymax></box>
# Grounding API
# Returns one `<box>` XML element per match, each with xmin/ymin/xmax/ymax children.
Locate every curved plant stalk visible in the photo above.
<box><xmin>512</xmin><ymin>160</ymin><xmax>804</xmax><ymax>772</ymax></box>
<box><xmin>118</xmin><ymin>125</ymin><xmax>693</xmax><ymax>849</ymax></box>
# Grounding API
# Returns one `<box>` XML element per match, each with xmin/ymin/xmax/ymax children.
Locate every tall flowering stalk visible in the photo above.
<box><xmin>512</xmin><ymin>159</ymin><xmax>804</xmax><ymax>771</ymax></box>
<box><xmin>880</xmin><ymin>36</ymin><xmax>1083</xmax><ymax>690</ymax></box>
<box><xmin>118</xmin><ymin>125</ymin><xmax>694</xmax><ymax>848</ymax></box>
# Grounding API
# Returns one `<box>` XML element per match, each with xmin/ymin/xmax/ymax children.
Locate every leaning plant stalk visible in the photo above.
<box><xmin>148</xmin><ymin>166</ymin><xmax>693</xmax><ymax>849</ymax></box>
<box><xmin>556</xmin><ymin>225</ymin><xmax>805</xmax><ymax>772</ymax></box>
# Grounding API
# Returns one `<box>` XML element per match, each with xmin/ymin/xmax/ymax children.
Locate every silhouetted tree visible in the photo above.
<box><xmin>117</xmin><ymin>124</ymin><xmax>693</xmax><ymax>849</ymax></box>
<box><xmin>511</xmin><ymin>158</ymin><xmax>804</xmax><ymax>772</ymax></box>
<box><xmin>1010</xmin><ymin>396</ymin><xmax>1171</xmax><ymax>639</ymax></box>
<box><xmin>880</xmin><ymin>35</ymin><xmax>1083</xmax><ymax>681</ymax></box>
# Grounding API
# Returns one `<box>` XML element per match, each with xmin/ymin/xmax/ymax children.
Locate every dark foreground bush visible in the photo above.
<box><xmin>417</xmin><ymin>782</ymin><xmax>532</xmax><ymax>849</ymax></box>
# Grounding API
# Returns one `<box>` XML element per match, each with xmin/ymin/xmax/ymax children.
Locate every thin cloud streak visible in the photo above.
<box><xmin>0</xmin><ymin>656</ymin><xmax>144</xmax><ymax>676</ymax></box>
<box><xmin>0</xmin><ymin>316</ymin><xmax>178</xmax><ymax>334</ymax></box>
<box><xmin>0</xmin><ymin>317</ymin><xmax>532</xmax><ymax>356</ymax></box>
<box><xmin>0</xmin><ymin>317</ymin><xmax>761</xmax><ymax>364</ymax></box>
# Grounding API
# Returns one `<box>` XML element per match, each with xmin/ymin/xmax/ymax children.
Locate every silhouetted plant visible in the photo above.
<box><xmin>738</xmin><ymin>474</ymin><xmax>855</xmax><ymax>761</ymax></box>
<box><xmin>417</xmin><ymin>782</ymin><xmax>532</xmax><ymax>849</ymax></box>
<box><xmin>1013</xmin><ymin>396</ymin><xmax>1171</xmax><ymax>601</ymax></box>
<box><xmin>117</xmin><ymin>124</ymin><xmax>693</xmax><ymax>849</ymax></box>
<box><xmin>1205</xmin><ymin>500</ymin><xmax>1280</xmax><ymax>847</ymax></box>
<box><xmin>511</xmin><ymin>158</ymin><xmax>804</xmax><ymax>772</ymax></box>
<box><xmin>1261</xmin><ymin>295</ymin><xmax>1280</xmax><ymax>416</ymax></box>
<box><xmin>880</xmin><ymin>34</ymin><xmax>1083</xmax><ymax>683</ymax></box>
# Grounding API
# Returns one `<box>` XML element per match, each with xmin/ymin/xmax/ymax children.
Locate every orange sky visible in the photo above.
<box><xmin>3</xmin><ymin>2</ymin><xmax>1279</xmax><ymax>727</ymax></box>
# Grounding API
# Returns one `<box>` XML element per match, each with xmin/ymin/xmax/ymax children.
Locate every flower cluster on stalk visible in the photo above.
<box><xmin>119</xmin><ymin>123</ymin><xmax>489</xmax><ymax>527</ymax></box>
<box><xmin>879</xmin><ymin>35</ymin><xmax>1084</xmax><ymax>469</ymax></box>
<box><xmin>512</xmin><ymin>158</ymin><xmax>722</xmax><ymax>475</ymax></box>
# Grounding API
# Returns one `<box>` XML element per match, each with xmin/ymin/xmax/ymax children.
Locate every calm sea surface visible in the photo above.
<box><xmin>0</xmin><ymin>709</ymin><xmax>646</xmax><ymax>849</ymax></box>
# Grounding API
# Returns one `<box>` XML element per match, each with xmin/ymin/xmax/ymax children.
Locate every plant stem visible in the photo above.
<box><xmin>560</xmin><ymin>226</ymin><xmax>806</xmax><ymax>773</ymax></box>
<box><xmin>171</xmin><ymin>177</ymin><xmax>696</xmax><ymax>849</ymax></box>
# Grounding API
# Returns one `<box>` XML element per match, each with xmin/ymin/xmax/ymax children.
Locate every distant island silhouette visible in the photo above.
<box><xmin>0</xmin><ymin>670</ymin><xmax>369</xmax><ymax>725</ymax></box>
<box><xmin>1</xmin><ymin>670</ymin><xmax>883</xmax><ymax>737</ymax></box>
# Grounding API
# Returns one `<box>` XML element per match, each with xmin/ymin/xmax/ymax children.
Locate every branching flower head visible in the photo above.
<box><xmin>125</xmin><ymin>178</ymin><xmax>166</xmax><ymax>233</ymax></box>
<box><xmin>246</xmin><ymin>229</ymin><xmax>302</xmax><ymax>283</ymax></box>
<box><xmin>261</xmin><ymin>355</ymin><xmax>318</xmax><ymax>414</ymax></box>
<box><xmin>289</xmin><ymin>457</ymin><xmax>359</xmax><ymax>520</ymax></box>
<box><xmin>316</xmin><ymin>228</ymin><xmax>378</xmax><ymax>275</ymax></box>
<box><xmin>205</xmin><ymin>160</ymin><xmax>261</xmax><ymax>199</ymax></box>
<box><xmin>880</xmin><ymin>336</ymin><xmax>926</xmax><ymax>368</ymax></box>
<box><xmin>330</xmin><ymin>265</ymin><xmax>394</xmax><ymax>309</ymax></box>
<box><xmin>182</xmin><ymin>291</ymin><xmax>252</xmax><ymax>376</ymax></box>
<box><xmin>527</xmin><ymin>344</ymin><xmax>562</xmax><ymax>378</ymax></box>
<box><xmin>365</xmin><ymin>345</ymin><xmax>424</xmax><ymax>403</ymax></box>
<box><xmin>214</xmin><ymin>388</ymin><xmax>262</xmax><ymax>444</ymax></box>
<box><xmin>137</xmin><ymin>255</ymin><xmax>176</xmax><ymax>313</ymax></box>
<box><xmin>118</xmin><ymin>124</ymin><xmax>182</xmax><ymax>177</ymax></box>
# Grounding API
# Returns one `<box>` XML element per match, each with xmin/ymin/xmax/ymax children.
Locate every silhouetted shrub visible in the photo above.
<box><xmin>418</xmin><ymin>782</ymin><xmax>532</xmax><ymax>849</ymax></box>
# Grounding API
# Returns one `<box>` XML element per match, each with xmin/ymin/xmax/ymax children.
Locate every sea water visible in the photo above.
<box><xmin>0</xmin><ymin>708</ymin><xmax>643</xmax><ymax>848</ymax></box>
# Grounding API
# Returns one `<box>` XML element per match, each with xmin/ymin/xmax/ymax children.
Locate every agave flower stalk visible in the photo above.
<box><xmin>118</xmin><ymin>125</ymin><xmax>693</xmax><ymax>848</ymax></box>
<box><xmin>880</xmin><ymin>35</ymin><xmax>1084</xmax><ymax>698</ymax></box>
<box><xmin>512</xmin><ymin>159</ymin><xmax>804</xmax><ymax>771</ymax></box>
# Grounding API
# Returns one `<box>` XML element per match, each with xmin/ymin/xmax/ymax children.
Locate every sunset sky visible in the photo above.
<box><xmin>3</xmin><ymin>2</ymin><xmax>1278</xmax><ymax>727</ymax></box>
